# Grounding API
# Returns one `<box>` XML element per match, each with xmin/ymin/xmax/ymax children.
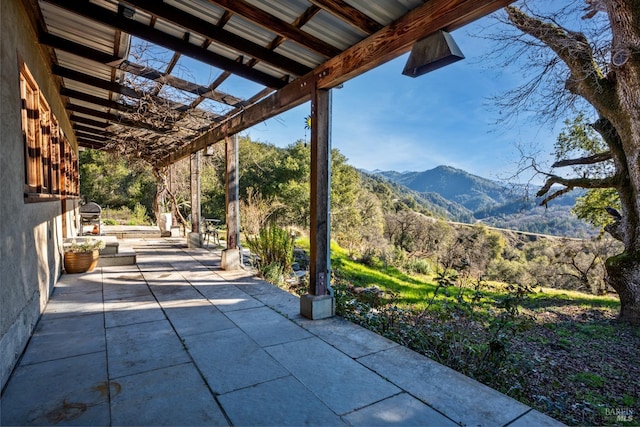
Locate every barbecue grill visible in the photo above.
<box><xmin>79</xmin><ymin>202</ymin><xmax>102</xmax><ymax>235</ymax></box>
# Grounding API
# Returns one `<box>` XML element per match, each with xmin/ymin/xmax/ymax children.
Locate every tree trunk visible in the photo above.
<box><xmin>152</xmin><ymin>167</ymin><xmax>168</xmax><ymax>226</ymax></box>
<box><xmin>599</xmin><ymin>0</ymin><xmax>640</xmax><ymax>325</ymax></box>
<box><xmin>603</xmin><ymin>116</ymin><xmax>640</xmax><ymax>324</ymax></box>
<box><xmin>605</xmin><ymin>252</ymin><xmax>640</xmax><ymax>323</ymax></box>
<box><xmin>505</xmin><ymin>2</ymin><xmax>640</xmax><ymax>324</ymax></box>
<box><xmin>603</xmin><ymin>122</ymin><xmax>640</xmax><ymax>323</ymax></box>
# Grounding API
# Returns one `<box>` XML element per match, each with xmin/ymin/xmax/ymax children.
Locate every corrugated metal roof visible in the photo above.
<box><xmin>30</xmin><ymin>0</ymin><xmax>509</xmax><ymax>163</ymax></box>
<box><xmin>225</xmin><ymin>14</ymin><xmax>279</xmax><ymax>48</ymax></box>
<box><xmin>39</xmin><ymin>0</ymin><xmax>130</xmax><ymax>110</ymax></box>
<box><xmin>346</xmin><ymin>0</ymin><xmax>425</xmax><ymax>26</ymax></box>
<box><xmin>56</xmin><ymin>52</ymin><xmax>113</xmax><ymax>81</ymax></box>
<box><xmin>302</xmin><ymin>10</ymin><xmax>367</xmax><ymax>50</ymax></box>
<box><xmin>246</xmin><ymin>0</ymin><xmax>309</xmax><ymax>23</ymax></box>
<box><xmin>274</xmin><ymin>40</ymin><xmax>324</xmax><ymax>69</ymax></box>
<box><xmin>41</xmin><ymin>2</ymin><xmax>117</xmax><ymax>54</ymax></box>
<box><xmin>168</xmin><ymin>0</ymin><xmax>225</xmax><ymax>23</ymax></box>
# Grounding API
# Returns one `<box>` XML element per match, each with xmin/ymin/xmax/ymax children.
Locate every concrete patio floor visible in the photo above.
<box><xmin>1</xmin><ymin>237</ymin><xmax>564</xmax><ymax>426</ymax></box>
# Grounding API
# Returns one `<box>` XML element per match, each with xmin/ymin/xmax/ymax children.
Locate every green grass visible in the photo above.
<box><xmin>572</xmin><ymin>372</ymin><xmax>606</xmax><ymax>388</ymax></box>
<box><xmin>622</xmin><ymin>394</ymin><xmax>636</xmax><ymax>407</ymax></box>
<box><xmin>333</xmin><ymin>256</ymin><xmax>436</xmax><ymax>305</ymax></box>
<box><xmin>295</xmin><ymin>238</ymin><xmax>621</xmax><ymax>312</ymax></box>
<box><xmin>525</xmin><ymin>287</ymin><xmax>620</xmax><ymax>310</ymax></box>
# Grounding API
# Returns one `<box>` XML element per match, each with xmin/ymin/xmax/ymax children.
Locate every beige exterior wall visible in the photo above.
<box><xmin>0</xmin><ymin>0</ymin><xmax>80</xmax><ymax>389</ymax></box>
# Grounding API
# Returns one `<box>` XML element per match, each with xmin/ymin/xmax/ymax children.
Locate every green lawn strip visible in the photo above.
<box><xmin>335</xmin><ymin>248</ymin><xmax>620</xmax><ymax>314</ymax></box>
<box><xmin>295</xmin><ymin>239</ymin><xmax>620</xmax><ymax>316</ymax></box>
<box><xmin>525</xmin><ymin>287</ymin><xmax>620</xmax><ymax>310</ymax></box>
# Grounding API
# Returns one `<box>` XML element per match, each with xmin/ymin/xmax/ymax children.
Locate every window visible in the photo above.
<box><xmin>51</xmin><ymin>117</ymin><xmax>61</xmax><ymax>194</ymax></box>
<box><xmin>20</xmin><ymin>64</ymin><xmax>40</xmax><ymax>194</ymax></box>
<box><xmin>19</xmin><ymin>58</ymin><xmax>78</xmax><ymax>202</ymax></box>
<box><xmin>39</xmin><ymin>96</ymin><xmax>51</xmax><ymax>194</ymax></box>
<box><xmin>61</xmin><ymin>135</ymin><xmax>79</xmax><ymax>197</ymax></box>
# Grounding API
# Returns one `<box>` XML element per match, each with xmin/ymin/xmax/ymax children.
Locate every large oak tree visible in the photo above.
<box><xmin>499</xmin><ymin>0</ymin><xmax>640</xmax><ymax>323</ymax></box>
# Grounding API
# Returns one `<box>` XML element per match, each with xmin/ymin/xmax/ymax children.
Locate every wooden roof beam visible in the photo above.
<box><xmin>43</xmin><ymin>0</ymin><xmax>287</xmax><ymax>89</ymax></box>
<box><xmin>43</xmin><ymin>33</ymin><xmax>246</xmax><ymax>108</ymax></box>
<box><xmin>316</xmin><ymin>0</ymin><xmax>516</xmax><ymax>88</ymax></box>
<box><xmin>150</xmin><ymin>29</ymin><xmax>186</xmax><ymax>96</ymax></box>
<box><xmin>266</xmin><ymin>5</ymin><xmax>322</xmax><ymax>52</ymax></box>
<box><xmin>308</xmin><ymin>0</ymin><xmax>382</xmax><ymax>34</ymax></box>
<box><xmin>205</xmin><ymin>0</ymin><xmax>340</xmax><ymax>58</ymax></box>
<box><xmin>169</xmin><ymin>4</ymin><xmax>320</xmax><ymax>116</ymax></box>
<box><xmin>121</xmin><ymin>62</ymin><xmax>245</xmax><ymax>107</ymax></box>
<box><xmin>73</xmin><ymin>124</ymin><xmax>108</xmax><ymax>136</ymax></box>
<box><xmin>121</xmin><ymin>0</ymin><xmax>312</xmax><ymax>76</ymax></box>
<box><xmin>40</xmin><ymin>32</ymin><xmax>123</xmax><ymax>65</ymax></box>
<box><xmin>183</xmin><ymin>5</ymin><xmax>319</xmax><ymax>124</ymax></box>
<box><xmin>76</xmin><ymin>131</ymin><xmax>107</xmax><ymax>143</ymax></box>
<box><xmin>77</xmin><ymin>137</ymin><xmax>107</xmax><ymax>149</ymax></box>
<box><xmin>53</xmin><ymin>65</ymin><xmax>220</xmax><ymax>122</ymax></box>
<box><xmin>53</xmin><ymin>65</ymin><xmax>142</xmax><ymax>98</ymax></box>
<box><xmin>66</xmin><ymin>104</ymin><xmax>175</xmax><ymax>132</ymax></box>
<box><xmin>61</xmin><ymin>88</ymin><xmax>133</xmax><ymax>113</ymax></box>
<box><xmin>75</xmin><ymin>127</ymin><xmax>106</xmax><ymax>138</ymax></box>
<box><xmin>158</xmin><ymin>0</ymin><xmax>515</xmax><ymax>167</ymax></box>
<box><xmin>70</xmin><ymin>114</ymin><xmax>109</xmax><ymax>129</ymax></box>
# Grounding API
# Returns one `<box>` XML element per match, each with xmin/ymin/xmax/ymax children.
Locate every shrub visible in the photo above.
<box><xmin>261</xmin><ymin>262</ymin><xmax>286</xmax><ymax>287</ymax></box>
<box><xmin>104</xmin><ymin>206</ymin><xmax>131</xmax><ymax>224</ymax></box>
<box><xmin>334</xmin><ymin>267</ymin><xmax>533</xmax><ymax>386</ymax></box>
<box><xmin>127</xmin><ymin>203</ymin><xmax>150</xmax><ymax>225</ymax></box>
<box><xmin>404</xmin><ymin>257</ymin><xmax>433</xmax><ymax>275</ymax></box>
<box><xmin>246</xmin><ymin>223</ymin><xmax>295</xmax><ymax>281</ymax></box>
<box><xmin>486</xmin><ymin>258</ymin><xmax>532</xmax><ymax>286</ymax></box>
<box><xmin>359</xmin><ymin>250</ymin><xmax>384</xmax><ymax>268</ymax></box>
<box><xmin>64</xmin><ymin>238</ymin><xmax>106</xmax><ymax>253</ymax></box>
<box><xmin>101</xmin><ymin>205</ymin><xmax>150</xmax><ymax>225</ymax></box>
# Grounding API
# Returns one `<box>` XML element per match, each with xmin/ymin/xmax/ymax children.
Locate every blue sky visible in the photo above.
<box><xmin>240</xmin><ymin>17</ymin><xmax>561</xmax><ymax>182</ymax></box>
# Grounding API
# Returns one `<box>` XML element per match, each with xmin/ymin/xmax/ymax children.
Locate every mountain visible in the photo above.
<box><xmin>359</xmin><ymin>171</ymin><xmax>475</xmax><ymax>222</ymax></box>
<box><xmin>377</xmin><ymin>165</ymin><xmax>514</xmax><ymax>211</ymax></box>
<box><xmin>367</xmin><ymin>165</ymin><xmax>597</xmax><ymax>237</ymax></box>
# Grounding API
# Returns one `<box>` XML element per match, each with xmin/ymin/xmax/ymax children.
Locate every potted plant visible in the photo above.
<box><xmin>63</xmin><ymin>238</ymin><xmax>106</xmax><ymax>273</ymax></box>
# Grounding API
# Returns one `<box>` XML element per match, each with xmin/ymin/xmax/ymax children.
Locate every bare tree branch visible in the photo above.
<box><xmin>540</xmin><ymin>186</ymin><xmax>574</xmax><ymax>206</ymax></box>
<box><xmin>505</xmin><ymin>6</ymin><xmax>616</xmax><ymax>115</ymax></box>
<box><xmin>536</xmin><ymin>173</ymin><xmax>619</xmax><ymax>200</ymax></box>
<box><xmin>552</xmin><ymin>151</ymin><xmax>611</xmax><ymax>167</ymax></box>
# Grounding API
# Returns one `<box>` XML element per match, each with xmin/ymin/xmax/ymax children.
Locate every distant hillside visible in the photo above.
<box><xmin>359</xmin><ymin>171</ymin><xmax>474</xmax><ymax>222</ymax></box>
<box><xmin>366</xmin><ymin>166</ymin><xmax>597</xmax><ymax>237</ymax></box>
<box><xmin>377</xmin><ymin>165</ymin><xmax>511</xmax><ymax>211</ymax></box>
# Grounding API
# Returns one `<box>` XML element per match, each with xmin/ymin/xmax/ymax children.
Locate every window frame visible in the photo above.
<box><xmin>19</xmin><ymin>57</ymin><xmax>78</xmax><ymax>203</ymax></box>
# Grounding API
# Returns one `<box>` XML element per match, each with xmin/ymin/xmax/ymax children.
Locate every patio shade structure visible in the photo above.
<box><xmin>25</xmin><ymin>0</ymin><xmax>515</xmax><ymax>318</ymax></box>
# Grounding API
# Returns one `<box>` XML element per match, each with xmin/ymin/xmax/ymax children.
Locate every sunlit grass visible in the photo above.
<box><xmin>525</xmin><ymin>286</ymin><xmax>620</xmax><ymax>310</ymax></box>
<box><xmin>294</xmin><ymin>238</ymin><xmax>621</xmax><ymax>312</ymax></box>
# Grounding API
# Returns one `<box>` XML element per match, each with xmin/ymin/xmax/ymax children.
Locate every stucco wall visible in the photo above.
<box><xmin>0</xmin><ymin>0</ymin><xmax>79</xmax><ymax>389</ymax></box>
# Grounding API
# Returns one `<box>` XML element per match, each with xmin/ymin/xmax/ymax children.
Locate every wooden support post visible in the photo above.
<box><xmin>188</xmin><ymin>150</ymin><xmax>202</xmax><ymax>247</ymax></box>
<box><xmin>300</xmin><ymin>87</ymin><xmax>335</xmax><ymax>319</ymax></box>
<box><xmin>222</xmin><ymin>134</ymin><xmax>241</xmax><ymax>270</ymax></box>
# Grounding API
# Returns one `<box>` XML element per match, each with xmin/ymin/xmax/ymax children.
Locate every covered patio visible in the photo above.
<box><xmin>20</xmin><ymin>0</ymin><xmax>524</xmax><ymax>319</ymax></box>
<box><xmin>1</xmin><ymin>236</ymin><xmax>562</xmax><ymax>426</ymax></box>
<box><xmin>1</xmin><ymin>1</ymin><xmax>569</xmax><ymax>424</ymax></box>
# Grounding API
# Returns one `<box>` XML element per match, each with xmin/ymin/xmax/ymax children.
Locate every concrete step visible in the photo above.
<box><xmin>64</xmin><ymin>236</ymin><xmax>119</xmax><ymax>255</ymax></box>
<box><xmin>102</xmin><ymin>225</ymin><xmax>164</xmax><ymax>239</ymax></box>
<box><xmin>97</xmin><ymin>245</ymin><xmax>136</xmax><ymax>267</ymax></box>
<box><xmin>100</xmin><ymin>237</ymin><xmax>119</xmax><ymax>255</ymax></box>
